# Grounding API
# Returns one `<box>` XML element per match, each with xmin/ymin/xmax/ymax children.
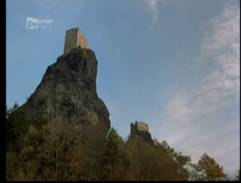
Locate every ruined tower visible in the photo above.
<box><xmin>131</xmin><ymin>121</ymin><xmax>149</xmax><ymax>134</ymax></box>
<box><xmin>129</xmin><ymin>121</ymin><xmax>153</xmax><ymax>144</ymax></box>
<box><xmin>64</xmin><ymin>28</ymin><xmax>88</xmax><ymax>54</ymax></box>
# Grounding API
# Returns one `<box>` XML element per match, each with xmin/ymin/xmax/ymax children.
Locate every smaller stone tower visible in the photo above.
<box><xmin>129</xmin><ymin>121</ymin><xmax>153</xmax><ymax>144</ymax></box>
<box><xmin>64</xmin><ymin>28</ymin><xmax>88</xmax><ymax>54</ymax></box>
<box><xmin>131</xmin><ymin>121</ymin><xmax>149</xmax><ymax>134</ymax></box>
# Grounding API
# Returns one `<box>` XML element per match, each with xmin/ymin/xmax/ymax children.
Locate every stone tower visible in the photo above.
<box><xmin>129</xmin><ymin>121</ymin><xmax>153</xmax><ymax>144</ymax></box>
<box><xmin>64</xmin><ymin>28</ymin><xmax>88</xmax><ymax>54</ymax></box>
<box><xmin>131</xmin><ymin>121</ymin><xmax>149</xmax><ymax>134</ymax></box>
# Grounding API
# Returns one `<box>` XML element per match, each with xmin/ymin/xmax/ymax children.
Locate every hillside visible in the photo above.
<box><xmin>6</xmin><ymin>29</ymin><xmax>227</xmax><ymax>181</ymax></box>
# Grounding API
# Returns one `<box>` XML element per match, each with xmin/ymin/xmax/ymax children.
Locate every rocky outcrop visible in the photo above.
<box><xmin>17</xmin><ymin>48</ymin><xmax>110</xmax><ymax>131</ymax></box>
<box><xmin>128</xmin><ymin>121</ymin><xmax>154</xmax><ymax>145</ymax></box>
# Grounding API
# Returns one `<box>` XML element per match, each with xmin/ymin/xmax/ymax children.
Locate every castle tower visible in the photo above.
<box><xmin>131</xmin><ymin>121</ymin><xmax>149</xmax><ymax>134</ymax></box>
<box><xmin>129</xmin><ymin>121</ymin><xmax>153</xmax><ymax>144</ymax></box>
<box><xmin>64</xmin><ymin>28</ymin><xmax>88</xmax><ymax>54</ymax></box>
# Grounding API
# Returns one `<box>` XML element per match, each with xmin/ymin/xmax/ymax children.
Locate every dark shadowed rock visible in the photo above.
<box><xmin>16</xmin><ymin>48</ymin><xmax>110</xmax><ymax>132</ymax></box>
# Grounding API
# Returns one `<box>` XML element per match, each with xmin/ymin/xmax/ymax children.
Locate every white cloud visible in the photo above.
<box><xmin>148</xmin><ymin>0</ymin><xmax>166</xmax><ymax>13</ymax></box>
<box><xmin>153</xmin><ymin>3</ymin><xmax>240</xmax><ymax>176</ymax></box>
<box><xmin>146</xmin><ymin>0</ymin><xmax>167</xmax><ymax>29</ymax></box>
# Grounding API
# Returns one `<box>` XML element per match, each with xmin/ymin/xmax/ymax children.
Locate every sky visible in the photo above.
<box><xmin>7</xmin><ymin>0</ymin><xmax>240</xmax><ymax>177</ymax></box>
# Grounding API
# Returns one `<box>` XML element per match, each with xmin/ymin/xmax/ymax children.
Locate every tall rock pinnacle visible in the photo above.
<box><xmin>15</xmin><ymin>28</ymin><xmax>110</xmax><ymax>132</ymax></box>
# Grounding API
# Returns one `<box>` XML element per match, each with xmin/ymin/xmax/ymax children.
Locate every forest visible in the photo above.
<box><xmin>6</xmin><ymin>103</ymin><xmax>237</xmax><ymax>181</ymax></box>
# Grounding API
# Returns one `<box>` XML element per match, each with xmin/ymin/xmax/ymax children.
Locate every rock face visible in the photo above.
<box><xmin>18</xmin><ymin>48</ymin><xmax>110</xmax><ymax>131</ymax></box>
<box><xmin>129</xmin><ymin>121</ymin><xmax>153</xmax><ymax>144</ymax></box>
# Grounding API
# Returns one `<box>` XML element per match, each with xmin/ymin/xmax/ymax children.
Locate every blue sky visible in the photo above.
<box><xmin>7</xmin><ymin>0</ymin><xmax>239</xmax><ymax>177</ymax></box>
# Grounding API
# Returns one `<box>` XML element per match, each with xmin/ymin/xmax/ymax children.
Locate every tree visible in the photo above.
<box><xmin>157</xmin><ymin>140</ymin><xmax>191</xmax><ymax>179</ymax></box>
<box><xmin>234</xmin><ymin>169</ymin><xmax>240</xmax><ymax>181</ymax></box>
<box><xmin>183</xmin><ymin>163</ymin><xmax>206</xmax><ymax>181</ymax></box>
<box><xmin>125</xmin><ymin>137</ymin><xmax>186</xmax><ymax>180</ymax></box>
<box><xmin>6</xmin><ymin>111</ymin><xmax>228</xmax><ymax>181</ymax></box>
<box><xmin>197</xmin><ymin>153</ymin><xmax>225</xmax><ymax>181</ymax></box>
<box><xmin>99</xmin><ymin>127</ymin><xmax>129</xmax><ymax>180</ymax></box>
<box><xmin>106</xmin><ymin>128</ymin><xmax>124</xmax><ymax>146</ymax></box>
<box><xmin>6</xmin><ymin>102</ymin><xmax>19</xmax><ymax>119</ymax></box>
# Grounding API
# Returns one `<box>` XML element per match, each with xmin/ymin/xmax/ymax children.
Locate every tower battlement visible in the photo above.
<box><xmin>64</xmin><ymin>28</ymin><xmax>88</xmax><ymax>54</ymax></box>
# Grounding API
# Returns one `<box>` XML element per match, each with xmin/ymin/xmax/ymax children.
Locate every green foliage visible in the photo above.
<box><xmin>6</xmin><ymin>105</ymin><xmax>47</xmax><ymax>153</ymax></box>
<box><xmin>6</xmin><ymin>109</ymin><xmax>29</xmax><ymax>151</ymax></box>
<box><xmin>124</xmin><ymin>137</ymin><xmax>187</xmax><ymax>180</ymax></box>
<box><xmin>106</xmin><ymin>127</ymin><xmax>124</xmax><ymax>146</ymax></box>
<box><xmin>6</xmin><ymin>103</ymin><xmax>227</xmax><ymax>181</ymax></box>
<box><xmin>6</xmin><ymin>102</ymin><xmax>18</xmax><ymax>127</ymax></box>
<box><xmin>197</xmin><ymin>153</ymin><xmax>225</xmax><ymax>181</ymax></box>
<box><xmin>6</xmin><ymin>102</ymin><xmax>19</xmax><ymax>118</ymax></box>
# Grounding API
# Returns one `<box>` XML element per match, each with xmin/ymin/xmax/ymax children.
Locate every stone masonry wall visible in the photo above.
<box><xmin>135</xmin><ymin>121</ymin><xmax>149</xmax><ymax>132</ymax></box>
<box><xmin>64</xmin><ymin>28</ymin><xmax>88</xmax><ymax>54</ymax></box>
<box><xmin>131</xmin><ymin>121</ymin><xmax>149</xmax><ymax>134</ymax></box>
<box><xmin>77</xmin><ymin>31</ymin><xmax>88</xmax><ymax>49</ymax></box>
